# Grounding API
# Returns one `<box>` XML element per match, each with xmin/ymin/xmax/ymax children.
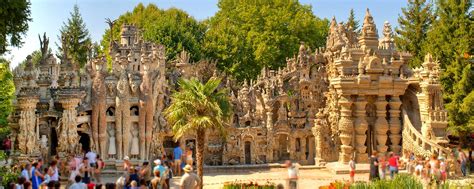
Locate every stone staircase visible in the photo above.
<box><xmin>401</xmin><ymin>108</ymin><xmax>451</xmax><ymax>158</ymax></box>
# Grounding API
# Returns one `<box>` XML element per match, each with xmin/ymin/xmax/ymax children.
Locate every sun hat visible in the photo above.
<box><xmin>124</xmin><ymin>156</ymin><xmax>130</xmax><ymax>161</ymax></box>
<box><xmin>183</xmin><ymin>164</ymin><xmax>193</xmax><ymax>173</ymax></box>
<box><xmin>154</xmin><ymin>159</ymin><xmax>161</xmax><ymax>165</ymax></box>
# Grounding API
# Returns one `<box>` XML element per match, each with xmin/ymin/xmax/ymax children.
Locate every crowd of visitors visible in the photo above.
<box><xmin>5</xmin><ymin>142</ymin><xmax>200</xmax><ymax>189</ymax></box>
<box><xmin>352</xmin><ymin>147</ymin><xmax>473</xmax><ymax>184</ymax></box>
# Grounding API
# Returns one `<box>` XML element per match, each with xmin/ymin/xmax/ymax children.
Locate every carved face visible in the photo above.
<box><xmin>130</xmin><ymin>80</ymin><xmax>140</xmax><ymax>94</ymax></box>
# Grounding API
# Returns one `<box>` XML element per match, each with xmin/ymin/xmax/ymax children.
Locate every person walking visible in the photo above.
<box><xmin>139</xmin><ymin>162</ymin><xmax>151</xmax><ymax>186</ymax></box>
<box><xmin>179</xmin><ymin>165</ymin><xmax>200</xmax><ymax>189</ymax></box>
<box><xmin>78</xmin><ymin>157</ymin><xmax>92</xmax><ymax>184</ymax></box>
<box><xmin>458</xmin><ymin>147</ymin><xmax>468</xmax><ymax>176</ymax></box>
<box><xmin>3</xmin><ymin>136</ymin><xmax>11</xmax><ymax>157</ymax></box>
<box><xmin>285</xmin><ymin>160</ymin><xmax>298</xmax><ymax>189</ymax></box>
<box><xmin>388</xmin><ymin>152</ymin><xmax>399</xmax><ymax>179</ymax></box>
<box><xmin>21</xmin><ymin>163</ymin><xmax>32</xmax><ymax>182</ymax></box>
<box><xmin>31</xmin><ymin>162</ymin><xmax>44</xmax><ymax>189</ymax></box>
<box><xmin>379</xmin><ymin>154</ymin><xmax>387</xmax><ymax>179</ymax></box>
<box><xmin>369</xmin><ymin>152</ymin><xmax>379</xmax><ymax>181</ymax></box>
<box><xmin>173</xmin><ymin>144</ymin><xmax>183</xmax><ymax>176</ymax></box>
<box><xmin>48</xmin><ymin>160</ymin><xmax>60</xmax><ymax>182</ymax></box>
<box><xmin>349</xmin><ymin>156</ymin><xmax>356</xmax><ymax>183</ymax></box>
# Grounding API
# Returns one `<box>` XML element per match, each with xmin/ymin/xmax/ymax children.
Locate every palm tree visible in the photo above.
<box><xmin>164</xmin><ymin>77</ymin><xmax>232</xmax><ymax>189</ymax></box>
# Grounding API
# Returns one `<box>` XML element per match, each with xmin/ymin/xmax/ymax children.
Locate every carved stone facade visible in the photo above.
<box><xmin>9</xmin><ymin>9</ymin><xmax>449</xmax><ymax>166</ymax></box>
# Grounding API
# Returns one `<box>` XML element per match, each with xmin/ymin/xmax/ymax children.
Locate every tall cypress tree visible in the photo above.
<box><xmin>395</xmin><ymin>0</ymin><xmax>434</xmax><ymax>68</ymax></box>
<box><xmin>346</xmin><ymin>8</ymin><xmax>360</xmax><ymax>32</ymax></box>
<box><xmin>425</xmin><ymin>0</ymin><xmax>473</xmax><ymax>138</ymax></box>
<box><xmin>57</xmin><ymin>4</ymin><xmax>91</xmax><ymax>68</ymax></box>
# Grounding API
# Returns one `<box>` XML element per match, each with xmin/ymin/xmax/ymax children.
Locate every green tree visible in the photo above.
<box><xmin>58</xmin><ymin>4</ymin><xmax>91</xmax><ymax>68</ymax></box>
<box><xmin>164</xmin><ymin>77</ymin><xmax>232</xmax><ymax>189</ymax></box>
<box><xmin>395</xmin><ymin>0</ymin><xmax>434</xmax><ymax>67</ymax></box>
<box><xmin>346</xmin><ymin>8</ymin><xmax>360</xmax><ymax>32</ymax></box>
<box><xmin>0</xmin><ymin>58</ymin><xmax>15</xmax><ymax>137</ymax></box>
<box><xmin>101</xmin><ymin>3</ymin><xmax>205</xmax><ymax>63</ymax></box>
<box><xmin>425</xmin><ymin>0</ymin><xmax>473</xmax><ymax>139</ymax></box>
<box><xmin>203</xmin><ymin>0</ymin><xmax>329</xmax><ymax>81</ymax></box>
<box><xmin>18</xmin><ymin>50</ymin><xmax>43</xmax><ymax>68</ymax></box>
<box><xmin>0</xmin><ymin>0</ymin><xmax>31</xmax><ymax>54</ymax></box>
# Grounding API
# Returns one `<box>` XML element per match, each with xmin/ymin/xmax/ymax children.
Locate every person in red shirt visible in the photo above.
<box><xmin>388</xmin><ymin>152</ymin><xmax>399</xmax><ymax>179</ymax></box>
<box><xmin>3</xmin><ymin>136</ymin><xmax>11</xmax><ymax>157</ymax></box>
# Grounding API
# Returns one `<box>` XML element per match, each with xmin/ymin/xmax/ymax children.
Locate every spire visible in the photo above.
<box><xmin>330</xmin><ymin>16</ymin><xmax>337</xmax><ymax>34</ymax></box>
<box><xmin>361</xmin><ymin>8</ymin><xmax>377</xmax><ymax>38</ymax></box>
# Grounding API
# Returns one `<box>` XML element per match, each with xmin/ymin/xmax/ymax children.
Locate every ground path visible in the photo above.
<box><xmin>101</xmin><ymin>168</ymin><xmax>369</xmax><ymax>188</ymax></box>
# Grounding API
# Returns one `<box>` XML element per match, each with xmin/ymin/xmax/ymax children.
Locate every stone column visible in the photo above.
<box><xmin>354</xmin><ymin>96</ymin><xmax>368</xmax><ymax>163</ymax></box>
<box><xmin>17</xmin><ymin>98</ymin><xmax>39</xmax><ymax>155</ymax></box>
<box><xmin>266</xmin><ymin>111</ymin><xmax>274</xmax><ymax>162</ymax></box>
<box><xmin>58</xmin><ymin>98</ymin><xmax>81</xmax><ymax>154</ymax></box>
<box><xmin>338</xmin><ymin>96</ymin><xmax>353</xmax><ymax>163</ymax></box>
<box><xmin>374</xmin><ymin>96</ymin><xmax>389</xmax><ymax>154</ymax></box>
<box><xmin>389</xmin><ymin>96</ymin><xmax>402</xmax><ymax>153</ymax></box>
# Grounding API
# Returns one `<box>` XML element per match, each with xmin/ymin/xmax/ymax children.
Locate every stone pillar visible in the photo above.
<box><xmin>58</xmin><ymin>98</ymin><xmax>81</xmax><ymax>154</ymax></box>
<box><xmin>354</xmin><ymin>96</ymin><xmax>368</xmax><ymax>163</ymax></box>
<box><xmin>338</xmin><ymin>96</ymin><xmax>353</xmax><ymax>163</ymax></box>
<box><xmin>374</xmin><ymin>96</ymin><xmax>389</xmax><ymax>154</ymax></box>
<box><xmin>389</xmin><ymin>96</ymin><xmax>402</xmax><ymax>153</ymax></box>
<box><xmin>266</xmin><ymin>111</ymin><xmax>274</xmax><ymax>162</ymax></box>
<box><xmin>17</xmin><ymin>98</ymin><xmax>39</xmax><ymax>155</ymax></box>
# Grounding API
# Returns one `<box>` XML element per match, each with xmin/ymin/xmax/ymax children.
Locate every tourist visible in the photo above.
<box><xmin>31</xmin><ymin>162</ymin><xmax>44</xmax><ymax>189</ymax></box>
<box><xmin>164</xmin><ymin>161</ymin><xmax>173</xmax><ymax>189</ymax></box>
<box><xmin>369</xmin><ymin>152</ymin><xmax>379</xmax><ymax>180</ymax></box>
<box><xmin>48</xmin><ymin>160</ymin><xmax>59</xmax><ymax>182</ymax></box>
<box><xmin>424</xmin><ymin>162</ymin><xmax>432</xmax><ymax>184</ymax></box>
<box><xmin>127</xmin><ymin>167</ymin><xmax>140</xmax><ymax>188</ymax></box>
<box><xmin>3</xmin><ymin>136</ymin><xmax>12</xmax><ymax>157</ymax></box>
<box><xmin>79</xmin><ymin>157</ymin><xmax>92</xmax><ymax>184</ymax></box>
<box><xmin>180</xmin><ymin>165</ymin><xmax>200</xmax><ymax>189</ymax></box>
<box><xmin>349</xmin><ymin>156</ymin><xmax>356</xmax><ymax>183</ymax></box>
<box><xmin>458</xmin><ymin>147</ymin><xmax>467</xmax><ymax>176</ymax></box>
<box><xmin>139</xmin><ymin>179</ymin><xmax>148</xmax><ymax>189</ymax></box>
<box><xmin>21</xmin><ymin>163</ymin><xmax>32</xmax><ymax>182</ymax></box>
<box><xmin>139</xmin><ymin>162</ymin><xmax>151</xmax><ymax>185</ymax></box>
<box><xmin>388</xmin><ymin>152</ymin><xmax>399</xmax><ymax>179</ymax></box>
<box><xmin>70</xmin><ymin>175</ymin><xmax>87</xmax><ymax>189</ymax></box>
<box><xmin>124</xmin><ymin>156</ymin><xmax>132</xmax><ymax>175</ymax></box>
<box><xmin>105</xmin><ymin>183</ymin><xmax>116</xmax><ymax>189</ymax></box>
<box><xmin>150</xmin><ymin>168</ymin><xmax>160</xmax><ymax>189</ymax></box>
<box><xmin>414</xmin><ymin>156</ymin><xmax>424</xmax><ymax>178</ymax></box>
<box><xmin>40</xmin><ymin>167</ymin><xmax>50</xmax><ymax>188</ymax></box>
<box><xmin>378</xmin><ymin>153</ymin><xmax>387</xmax><ymax>179</ymax></box>
<box><xmin>130</xmin><ymin>180</ymin><xmax>138</xmax><ymax>189</ymax></box>
<box><xmin>173</xmin><ymin>144</ymin><xmax>183</xmax><ymax>176</ymax></box>
<box><xmin>285</xmin><ymin>160</ymin><xmax>298</xmax><ymax>189</ymax></box>
<box><xmin>185</xmin><ymin>146</ymin><xmax>193</xmax><ymax>166</ymax></box>
<box><xmin>96</xmin><ymin>155</ymin><xmax>105</xmax><ymax>184</ymax></box>
<box><xmin>85</xmin><ymin>150</ymin><xmax>97</xmax><ymax>180</ymax></box>
<box><xmin>16</xmin><ymin>176</ymin><xmax>27</xmax><ymax>189</ymax></box>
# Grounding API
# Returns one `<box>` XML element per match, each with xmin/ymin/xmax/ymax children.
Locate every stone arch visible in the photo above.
<box><xmin>130</xmin><ymin>105</ymin><xmax>139</xmax><ymax>116</ymax></box>
<box><xmin>106</xmin><ymin>106</ymin><xmax>115</xmax><ymax>116</ymax></box>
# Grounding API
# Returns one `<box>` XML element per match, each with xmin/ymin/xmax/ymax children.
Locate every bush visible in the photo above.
<box><xmin>0</xmin><ymin>151</ymin><xmax>20</xmax><ymax>187</ymax></box>
<box><xmin>349</xmin><ymin>174</ymin><xmax>423</xmax><ymax>189</ymax></box>
<box><xmin>223</xmin><ymin>180</ymin><xmax>277</xmax><ymax>189</ymax></box>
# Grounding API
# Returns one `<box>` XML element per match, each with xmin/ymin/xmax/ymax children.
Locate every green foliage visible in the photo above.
<box><xmin>0</xmin><ymin>58</ymin><xmax>14</xmax><ymax>138</ymax></box>
<box><xmin>349</xmin><ymin>174</ymin><xmax>423</xmax><ymax>189</ymax></box>
<box><xmin>165</xmin><ymin>77</ymin><xmax>232</xmax><ymax>139</ymax></box>
<box><xmin>223</xmin><ymin>181</ymin><xmax>276</xmax><ymax>189</ymax></box>
<box><xmin>0</xmin><ymin>151</ymin><xmax>19</xmax><ymax>187</ymax></box>
<box><xmin>203</xmin><ymin>0</ymin><xmax>329</xmax><ymax>81</ymax></box>
<box><xmin>346</xmin><ymin>9</ymin><xmax>360</xmax><ymax>32</ymax></box>
<box><xmin>424</xmin><ymin>0</ymin><xmax>473</xmax><ymax>137</ymax></box>
<box><xmin>395</xmin><ymin>0</ymin><xmax>434</xmax><ymax>67</ymax></box>
<box><xmin>58</xmin><ymin>4</ymin><xmax>92</xmax><ymax>68</ymax></box>
<box><xmin>18</xmin><ymin>50</ymin><xmax>42</xmax><ymax>68</ymax></box>
<box><xmin>101</xmin><ymin>3</ymin><xmax>205</xmax><ymax>63</ymax></box>
<box><xmin>0</xmin><ymin>0</ymin><xmax>31</xmax><ymax>54</ymax></box>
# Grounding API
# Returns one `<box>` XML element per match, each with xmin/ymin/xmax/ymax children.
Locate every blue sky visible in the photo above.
<box><xmin>4</xmin><ymin>0</ymin><xmax>406</xmax><ymax>68</ymax></box>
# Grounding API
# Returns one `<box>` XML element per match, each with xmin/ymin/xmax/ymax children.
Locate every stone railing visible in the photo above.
<box><xmin>401</xmin><ymin>108</ymin><xmax>451</xmax><ymax>158</ymax></box>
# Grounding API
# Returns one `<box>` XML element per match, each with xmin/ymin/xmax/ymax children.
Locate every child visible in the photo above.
<box><xmin>40</xmin><ymin>168</ymin><xmax>50</xmax><ymax>188</ymax></box>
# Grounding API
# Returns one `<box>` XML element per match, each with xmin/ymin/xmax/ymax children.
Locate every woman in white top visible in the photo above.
<box><xmin>48</xmin><ymin>160</ymin><xmax>60</xmax><ymax>182</ymax></box>
<box><xmin>21</xmin><ymin>163</ymin><xmax>31</xmax><ymax>181</ymax></box>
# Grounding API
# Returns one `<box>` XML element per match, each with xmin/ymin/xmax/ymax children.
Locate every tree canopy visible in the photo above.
<box><xmin>0</xmin><ymin>58</ymin><xmax>15</xmax><ymax>137</ymax></box>
<box><xmin>165</xmin><ymin>77</ymin><xmax>232</xmax><ymax>189</ymax></box>
<box><xmin>346</xmin><ymin>8</ymin><xmax>360</xmax><ymax>32</ymax></box>
<box><xmin>58</xmin><ymin>4</ymin><xmax>92</xmax><ymax>68</ymax></box>
<box><xmin>203</xmin><ymin>0</ymin><xmax>329</xmax><ymax>81</ymax></box>
<box><xmin>395</xmin><ymin>0</ymin><xmax>434</xmax><ymax>67</ymax></box>
<box><xmin>424</xmin><ymin>0</ymin><xmax>473</xmax><ymax>136</ymax></box>
<box><xmin>0</xmin><ymin>0</ymin><xmax>31</xmax><ymax>54</ymax></box>
<box><xmin>100</xmin><ymin>3</ymin><xmax>206</xmax><ymax>63</ymax></box>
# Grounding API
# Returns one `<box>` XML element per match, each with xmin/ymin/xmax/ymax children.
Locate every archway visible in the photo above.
<box><xmin>78</xmin><ymin>131</ymin><xmax>91</xmax><ymax>152</ymax></box>
<box><xmin>276</xmin><ymin>133</ymin><xmax>290</xmax><ymax>161</ymax></box>
<box><xmin>244</xmin><ymin>141</ymin><xmax>251</xmax><ymax>164</ymax></box>
<box><xmin>50</xmin><ymin>127</ymin><xmax>58</xmax><ymax>156</ymax></box>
